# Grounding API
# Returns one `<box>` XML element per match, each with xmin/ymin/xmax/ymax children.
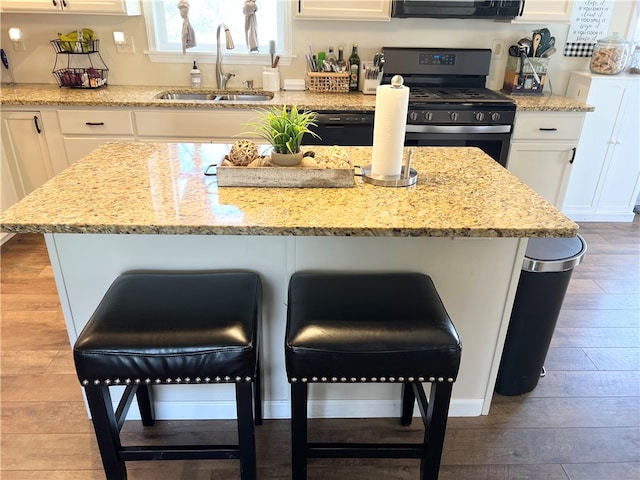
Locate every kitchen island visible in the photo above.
<box><xmin>0</xmin><ymin>143</ymin><xmax>577</xmax><ymax>419</ymax></box>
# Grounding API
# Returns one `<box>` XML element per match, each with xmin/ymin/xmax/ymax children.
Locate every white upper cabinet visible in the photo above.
<box><xmin>1</xmin><ymin>0</ymin><xmax>141</xmax><ymax>15</ymax></box>
<box><xmin>513</xmin><ymin>0</ymin><xmax>573</xmax><ymax>23</ymax></box>
<box><xmin>295</xmin><ymin>0</ymin><xmax>391</xmax><ymax>20</ymax></box>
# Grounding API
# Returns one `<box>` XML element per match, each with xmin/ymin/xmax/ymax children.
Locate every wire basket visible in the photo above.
<box><xmin>51</xmin><ymin>38</ymin><xmax>100</xmax><ymax>54</ymax></box>
<box><xmin>53</xmin><ymin>68</ymin><xmax>108</xmax><ymax>88</ymax></box>
<box><xmin>306</xmin><ymin>72</ymin><xmax>349</xmax><ymax>93</ymax></box>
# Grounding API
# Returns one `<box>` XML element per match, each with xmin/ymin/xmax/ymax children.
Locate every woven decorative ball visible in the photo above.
<box><xmin>229</xmin><ymin>140</ymin><xmax>259</xmax><ymax>167</ymax></box>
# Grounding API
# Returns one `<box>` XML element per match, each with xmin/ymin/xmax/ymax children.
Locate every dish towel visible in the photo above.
<box><xmin>243</xmin><ymin>0</ymin><xmax>259</xmax><ymax>52</ymax></box>
<box><xmin>178</xmin><ymin>0</ymin><xmax>196</xmax><ymax>54</ymax></box>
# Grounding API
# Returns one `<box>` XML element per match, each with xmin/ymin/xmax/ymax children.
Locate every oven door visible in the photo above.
<box><xmin>404</xmin><ymin>127</ymin><xmax>512</xmax><ymax>167</ymax></box>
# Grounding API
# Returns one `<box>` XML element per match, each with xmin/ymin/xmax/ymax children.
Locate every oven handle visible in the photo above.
<box><xmin>405</xmin><ymin>125</ymin><xmax>512</xmax><ymax>134</ymax></box>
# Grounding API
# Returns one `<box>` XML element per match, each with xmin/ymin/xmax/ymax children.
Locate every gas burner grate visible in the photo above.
<box><xmin>409</xmin><ymin>88</ymin><xmax>513</xmax><ymax>103</ymax></box>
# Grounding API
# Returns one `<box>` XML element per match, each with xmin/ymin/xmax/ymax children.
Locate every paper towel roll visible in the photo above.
<box><xmin>371</xmin><ymin>78</ymin><xmax>409</xmax><ymax>177</ymax></box>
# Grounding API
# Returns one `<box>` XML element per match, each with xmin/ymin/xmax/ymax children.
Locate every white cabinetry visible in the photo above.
<box><xmin>513</xmin><ymin>0</ymin><xmax>573</xmax><ymax>23</ymax></box>
<box><xmin>563</xmin><ymin>72</ymin><xmax>640</xmax><ymax>222</ymax></box>
<box><xmin>58</xmin><ymin>109</ymin><xmax>135</xmax><ymax>165</ymax></box>
<box><xmin>1</xmin><ymin>111</ymin><xmax>58</xmax><ymax>199</ymax></box>
<box><xmin>0</xmin><ymin>0</ymin><xmax>141</xmax><ymax>15</ymax></box>
<box><xmin>507</xmin><ymin>112</ymin><xmax>585</xmax><ymax>208</ymax></box>
<box><xmin>134</xmin><ymin>110</ymin><xmax>259</xmax><ymax>143</ymax></box>
<box><xmin>295</xmin><ymin>0</ymin><xmax>391</xmax><ymax>20</ymax></box>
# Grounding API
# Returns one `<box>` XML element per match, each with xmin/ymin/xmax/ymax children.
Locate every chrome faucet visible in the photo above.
<box><xmin>216</xmin><ymin>24</ymin><xmax>235</xmax><ymax>89</ymax></box>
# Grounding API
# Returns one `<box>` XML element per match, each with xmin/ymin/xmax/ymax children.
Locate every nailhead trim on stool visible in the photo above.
<box><xmin>73</xmin><ymin>272</ymin><xmax>262</xmax><ymax>480</ymax></box>
<box><xmin>285</xmin><ymin>272</ymin><xmax>462</xmax><ymax>480</ymax></box>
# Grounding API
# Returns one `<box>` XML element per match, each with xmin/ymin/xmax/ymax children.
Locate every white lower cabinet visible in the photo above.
<box><xmin>57</xmin><ymin>108</ymin><xmax>135</xmax><ymax>165</ymax></box>
<box><xmin>1</xmin><ymin>111</ymin><xmax>57</xmax><ymax>200</ymax></box>
<box><xmin>563</xmin><ymin>72</ymin><xmax>640</xmax><ymax>222</ymax></box>
<box><xmin>134</xmin><ymin>110</ymin><xmax>259</xmax><ymax>142</ymax></box>
<box><xmin>507</xmin><ymin>112</ymin><xmax>585</xmax><ymax>209</ymax></box>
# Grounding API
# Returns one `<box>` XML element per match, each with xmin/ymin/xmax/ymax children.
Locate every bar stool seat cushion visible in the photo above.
<box><xmin>286</xmin><ymin>272</ymin><xmax>461</xmax><ymax>381</ymax></box>
<box><xmin>74</xmin><ymin>272</ymin><xmax>261</xmax><ymax>384</ymax></box>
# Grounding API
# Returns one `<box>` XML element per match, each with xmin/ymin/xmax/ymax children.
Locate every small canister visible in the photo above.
<box><xmin>590</xmin><ymin>33</ymin><xmax>630</xmax><ymax>75</ymax></box>
<box><xmin>262</xmin><ymin>67</ymin><xmax>280</xmax><ymax>92</ymax></box>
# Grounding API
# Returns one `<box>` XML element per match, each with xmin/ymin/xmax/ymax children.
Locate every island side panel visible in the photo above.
<box><xmin>293</xmin><ymin>236</ymin><xmax>526</xmax><ymax>417</ymax></box>
<box><xmin>47</xmin><ymin>233</ymin><xmax>525</xmax><ymax>419</ymax></box>
<box><xmin>47</xmin><ymin>232</ymin><xmax>291</xmax><ymax>420</ymax></box>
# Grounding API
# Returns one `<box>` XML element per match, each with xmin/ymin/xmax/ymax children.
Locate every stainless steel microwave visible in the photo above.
<box><xmin>391</xmin><ymin>0</ymin><xmax>524</xmax><ymax>19</ymax></box>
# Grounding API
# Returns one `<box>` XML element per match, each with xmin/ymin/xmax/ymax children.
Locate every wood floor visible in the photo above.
<box><xmin>1</xmin><ymin>221</ymin><xmax>639</xmax><ymax>480</ymax></box>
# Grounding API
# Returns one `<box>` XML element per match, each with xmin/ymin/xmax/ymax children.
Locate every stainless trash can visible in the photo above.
<box><xmin>495</xmin><ymin>234</ymin><xmax>587</xmax><ymax>396</ymax></box>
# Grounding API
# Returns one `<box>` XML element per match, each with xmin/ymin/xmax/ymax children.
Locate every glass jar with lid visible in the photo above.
<box><xmin>590</xmin><ymin>33</ymin><xmax>630</xmax><ymax>75</ymax></box>
<box><xmin>628</xmin><ymin>43</ymin><xmax>640</xmax><ymax>74</ymax></box>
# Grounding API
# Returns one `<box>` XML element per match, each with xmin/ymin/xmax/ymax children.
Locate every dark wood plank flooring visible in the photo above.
<box><xmin>2</xmin><ymin>220</ymin><xmax>639</xmax><ymax>479</ymax></box>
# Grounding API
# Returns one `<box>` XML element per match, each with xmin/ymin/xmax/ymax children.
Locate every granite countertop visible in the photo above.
<box><xmin>0</xmin><ymin>143</ymin><xmax>577</xmax><ymax>238</ymax></box>
<box><xmin>0</xmin><ymin>83</ymin><xmax>594</xmax><ymax>112</ymax></box>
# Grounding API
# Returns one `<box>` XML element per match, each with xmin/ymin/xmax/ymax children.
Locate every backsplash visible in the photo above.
<box><xmin>0</xmin><ymin>6</ymin><xmax>634</xmax><ymax>94</ymax></box>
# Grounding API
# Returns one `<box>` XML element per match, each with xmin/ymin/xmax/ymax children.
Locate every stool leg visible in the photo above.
<box><xmin>291</xmin><ymin>382</ymin><xmax>308</xmax><ymax>480</ymax></box>
<box><xmin>135</xmin><ymin>384</ymin><xmax>155</xmax><ymax>427</ymax></box>
<box><xmin>254</xmin><ymin>358</ymin><xmax>263</xmax><ymax>425</ymax></box>
<box><xmin>85</xmin><ymin>385</ymin><xmax>127</xmax><ymax>480</ymax></box>
<box><xmin>421</xmin><ymin>382</ymin><xmax>453</xmax><ymax>480</ymax></box>
<box><xmin>401</xmin><ymin>382</ymin><xmax>416</xmax><ymax>426</ymax></box>
<box><xmin>236</xmin><ymin>382</ymin><xmax>257</xmax><ymax>480</ymax></box>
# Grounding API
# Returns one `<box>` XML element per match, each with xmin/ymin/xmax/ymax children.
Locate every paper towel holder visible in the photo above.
<box><xmin>362</xmin><ymin>147</ymin><xmax>418</xmax><ymax>187</ymax></box>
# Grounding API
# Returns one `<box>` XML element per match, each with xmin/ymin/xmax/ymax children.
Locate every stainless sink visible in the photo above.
<box><xmin>155</xmin><ymin>91</ymin><xmax>273</xmax><ymax>102</ymax></box>
<box><xmin>215</xmin><ymin>94</ymin><xmax>272</xmax><ymax>101</ymax></box>
<box><xmin>157</xmin><ymin>92</ymin><xmax>216</xmax><ymax>100</ymax></box>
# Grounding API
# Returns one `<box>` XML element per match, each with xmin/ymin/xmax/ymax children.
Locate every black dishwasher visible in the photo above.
<box><xmin>303</xmin><ymin>112</ymin><xmax>374</xmax><ymax>146</ymax></box>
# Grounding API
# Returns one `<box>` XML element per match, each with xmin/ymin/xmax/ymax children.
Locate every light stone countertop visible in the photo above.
<box><xmin>0</xmin><ymin>143</ymin><xmax>577</xmax><ymax>238</ymax></box>
<box><xmin>0</xmin><ymin>83</ymin><xmax>593</xmax><ymax>112</ymax></box>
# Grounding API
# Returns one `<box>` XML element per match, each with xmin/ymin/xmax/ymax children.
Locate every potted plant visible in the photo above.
<box><xmin>246</xmin><ymin>105</ymin><xmax>320</xmax><ymax>166</ymax></box>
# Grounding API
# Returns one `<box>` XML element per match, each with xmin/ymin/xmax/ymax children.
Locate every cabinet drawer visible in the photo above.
<box><xmin>58</xmin><ymin>110</ymin><xmax>134</xmax><ymax>135</ymax></box>
<box><xmin>512</xmin><ymin>113</ymin><xmax>585</xmax><ymax>141</ymax></box>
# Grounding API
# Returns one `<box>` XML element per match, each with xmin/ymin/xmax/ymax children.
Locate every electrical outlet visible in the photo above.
<box><xmin>492</xmin><ymin>39</ymin><xmax>505</xmax><ymax>59</ymax></box>
<box><xmin>116</xmin><ymin>35</ymin><xmax>135</xmax><ymax>54</ymax></box>
<box><xmin>12</xmin><ymin>41</ymin><xmax>26</xmax><ymax>52</ymax></box>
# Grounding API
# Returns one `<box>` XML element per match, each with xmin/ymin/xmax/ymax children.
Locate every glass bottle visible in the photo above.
<box><xmin>336</xmin><ymin>47</ymin><xmax>348</xmax><ymax>72</ymax></box>
<box><xmin>349</xmin><ymin>43</ymin><xmax>360</xmax><ymax>91</ymax></box>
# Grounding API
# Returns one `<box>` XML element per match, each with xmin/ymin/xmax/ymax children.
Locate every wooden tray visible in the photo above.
<box><xmin>211</xmin><ymin>156</ymin><xmax>355</xmax><ymax>188</ymax></box>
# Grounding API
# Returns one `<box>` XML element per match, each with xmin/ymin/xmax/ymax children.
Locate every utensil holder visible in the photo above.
<box><xmin>502</xmin><ymin>57</ymin><xmax>548</xmax><ymax>95</ymax></box>
<box><xmin>360</xmin><ymin>63</ymin><xmax>383</xmax><ymax>95</ymax></box>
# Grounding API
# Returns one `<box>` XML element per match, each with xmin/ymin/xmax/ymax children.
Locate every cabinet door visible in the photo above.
<box><xmin>1</xmin><ymin>0</ymin><xmax>140</xmax><ymax>14</ymax></box>
<box><xmin>296</xmin><ymin>0</ymin><xmax>391</xmax><ymax>20</ymax></box>
<box><xmin>596</xmin><ymin>81</ymin><xmax>640</xmax><ymax>216</ymax></box>
<box><xmin>0</xmin><ymin>0</ymin><xmax>61</xmax><ymax>12</ymax></box>
<box><xmin>1</xmin><ymin>112</ymin><xmax>55</xmax><ymax>198</ymax></box>
<box><xmin>563</xmin><ymin>79</ymin><xmax>627</xmax><ymax>213</ymax></box>
<box><xmin>514</xmin><ymin>0</ymin><xmax>573</xmax><ymax>23</ymax></box>
<box><xmin>507</xmin><ymin>142</ymin><xmax>575</xmax><ymax>208</ymax></box>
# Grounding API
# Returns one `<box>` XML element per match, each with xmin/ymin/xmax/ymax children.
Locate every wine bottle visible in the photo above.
<box><xmin>349</xmin><ymin>43</ymin><xmax>360</xmax><ymax>91</ymax></box>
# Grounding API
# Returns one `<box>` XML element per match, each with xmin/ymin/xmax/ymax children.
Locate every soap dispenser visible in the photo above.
<box><xmin>191</xmin><ymin>61</ymin><xmax>201</xmax><ymax>87</ymax></box>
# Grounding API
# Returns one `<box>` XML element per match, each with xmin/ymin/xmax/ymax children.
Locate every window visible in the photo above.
<box><xmin>143</xmin><ymin>0</ymin><xmax>292</xmax><ymax>65</ymax></box>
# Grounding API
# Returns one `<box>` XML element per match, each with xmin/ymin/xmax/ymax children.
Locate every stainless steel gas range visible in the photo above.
<box><xmin>307</xmin><ymin>47</ymin><xmax>516</xmax><ymax>167</ymax></box>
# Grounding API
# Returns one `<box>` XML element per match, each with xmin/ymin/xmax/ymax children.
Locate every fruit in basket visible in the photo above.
<box><xmin>57</xmin><ymin>28</ymin><xmax>96</xmax><ymax>53</ymax></box>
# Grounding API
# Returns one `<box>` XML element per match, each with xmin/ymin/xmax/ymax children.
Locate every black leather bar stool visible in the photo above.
<box><xmin>73</xmin><ymin>272</ymin><xmax>262</xmax><ymax>480</ymax></box>
<box><xmin>285</xmin><ymin>272</ymin><xmax>462</xmax><ymax>480</ymax></box>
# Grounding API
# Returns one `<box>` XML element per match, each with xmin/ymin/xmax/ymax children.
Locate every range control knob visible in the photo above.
<box><xmin>424</xmin><ymin>112</ymin><xmax>433</xmax><ymax>121</ymax></box>
<box><xmin>409</xmin><ymin>111</ymin><xmax>419</xmax><ymax>122</ymax></box>
<box><xmin>475</xmin><ymin>112</ymin><xmax>485</xmax><ymax>121</ymax></box>
<box><xmin>491</xmin><ymin>112</ymin><xmax>501</xmax><ymax>121</ymax></box>
<box><xmin>450</xmin><ymin>112</ymin><xmax>459</xmax><ymax>121</ymax></box>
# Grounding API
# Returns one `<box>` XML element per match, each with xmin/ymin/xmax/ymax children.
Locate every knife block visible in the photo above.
<box><xmin>502</xmin><ymin>57</ymin><xmax>548</xmax><ymax>95</ymax></box>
